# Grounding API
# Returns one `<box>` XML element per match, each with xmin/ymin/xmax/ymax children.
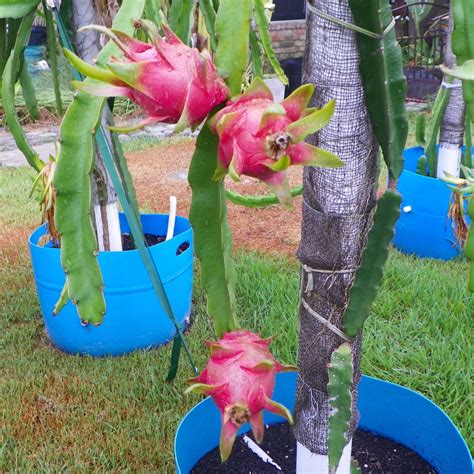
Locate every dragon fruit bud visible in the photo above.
<box><xmin>186</xmin><ymin>330</ymin><xmax>297</xmax><ymax>462</ymax></box>
<box><xmin>64</xmin><ymin>24</ymin><xmax>228</xmax><ymax>133</ymax></box>
<box><xmin>209</xmin><ymin>78</ymin><xmax>343</xmax><ymax>207</ymax></box>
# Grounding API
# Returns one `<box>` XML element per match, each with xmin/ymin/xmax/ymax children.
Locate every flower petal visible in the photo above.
<box><xmin>286</xmin><ymin>99</ymin><xmax>335</xmax><ymax>143</ymax></box>
<box><xmin>263</xmin><ymin>172</ymin><xmax>293</xmax><ymax>209</ymax></box>
<box><xmin>108</xmin><ymin>116</ymin><xmax>169</xmax><ymax>134</ymax></box>
<box><xmin>250</xmin><ymin>412</ymin><xmax>265</xmax><ymax>444</ymax></box>
<box><xmin>261</xmin><ymin>391</ymin><xmax>294</xmax><ymax>424</ymax></box>
<box><xmin>220</xmin><ymin>418</ymin><xmax>239</xmax><ymax>462</ymax></box>
<box><xmin>64</xmin><ymin>49</ymin><xmax>118</xmax><ymax>84</ymax></box>
<box><xmin>266</xmin><ymin>154</ymin><xmax>291</xmax><ymax>172</ymax></box>
<box><xmin>288</xmin><ymin>142</ymin><xmax>343</xmax><ymax>168</ymax></box>
<box><xmin>106</xmin><ymin>61</ymin><xmax>147</xmax><ymax>91</ymax></box>
<box><xmin>230</xmin><ymin>77</ymin><xmax>273</xmax><ymax>105</ymax></box>
<box><xmin>71</xmin><ymin>81</ymin><xmax>132</xmax><ymax>98</ymax></box>
<box><xmin>281</xmin><ymin>83</ymin><xmax>314</xmax><ymax>120</ymax></box>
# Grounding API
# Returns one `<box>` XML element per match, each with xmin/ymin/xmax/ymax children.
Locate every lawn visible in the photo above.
<box><xmin>1</xmin><ymin>151</ymin><xmax>473</xmax><ymax>471</ymax></box>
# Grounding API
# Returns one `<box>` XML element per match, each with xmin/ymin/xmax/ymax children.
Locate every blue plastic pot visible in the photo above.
<box><xmin>175</xmin><ymin>372</ymin><xmax>472</xmax><ymax>474</ymax></box>
<box><xmin>29</xmin><ymin>213</ymin><xmax>193</xmax><ymax>356</ymax></box>
<box><xmin>394</xmin><ymin>146</ymin><xmax>472</xmax><ymax>260</ymax></box>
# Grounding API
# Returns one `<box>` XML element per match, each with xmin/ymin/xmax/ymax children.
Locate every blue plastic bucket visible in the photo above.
<box><xmin>29</xmin><ymin>213</ymin><xmax>193</xmax><ymax>356</ymax></box>
<box><xmin>175</xmin><ymin>372</ymin><xmax>472</xmax><ymax>474</ymax></box>
<box><xmin>394</xmin><ymin>146</ymin><xmax>472</xmax><ymax>260</ymax></box>
<box><xmin>24</xmin><ymin>45</ymin><xmax>47</xmax><ymax>74</ymax></box>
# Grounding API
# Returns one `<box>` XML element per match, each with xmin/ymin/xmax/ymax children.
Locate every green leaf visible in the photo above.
<box><xmin>452</xmin><ymin>0</ymin><xmax>474</xmax><ymax>122</ymax></box>
<box><xmin>343</xmin><ymin>190</ymin><xmax>401</xmax><ymax>338</ymax></box>
<box><xmin>188</xmin><ymin>121</ymin><xmax>239</xmax><ymax>337</ymax></box>
<box><xmin>416</xmin><ymin>155</ymin><xmax>428</xmax><ymax>176</ymax></box>
<box><xmin>53</xmin><ymin>0</ymin><xmax>145</xmax><ymax>324</ymax></box>
<box><xmin>462</xmin><ymin>114</ymin><xmax>472</xmax><ymax>170</ymax></box>
<box><xmin>415</xmin><ymin>114</ymin><xmax>425</xmax><ymax>148</ymax></box>
<box><xmin>1</xmin><ymin>9</ymin><xmax>44</xmax><ymax>172</ymax></box>
<box><xmin>252</xmin><ymin>0</ymin><xmax>288</xmax><ymax>85</ymax></box>
<box><xmin>441</xmin><ymin>60</ymin><xmax>474</xmax><ymax>82</ymax></box>
<box><xmin>425</xmin><ymin>80</ymin><xmax>452</xmax><ymax>177</ymax></box>
<box><xmin>0</xmin><ymin>0</ymin><xmax>40</xmax><ymax>19</ymax></box>
<box><xmin>19</xmin><ymin>61</ymin><xmax>39</xmax><ymax>120</ymax></box>
<box><xmin>175</xmin><ymin>0</ymin><xmax>194</xmax><ymax>45</ymax></box>
<box><xmin>42</xmin><ymin>0</ymin><xmax>62</xmax><ymax>115</ymax></box>
<box><xmin>215</xmin><ymin>0</ymin><xmax>252</xmax><ymax>95</ymax></box>
<box><xmin>168</xmin><ymin>0</ymin><xmax>194</xmax><ymax>44</ymax></box>
<box><xmin>465</xmin><ymin>196</ymin><xmax>474</xmax><ymax>292</ymax></box>
<box><xmin>168</xmin><ymin>0</ymin><xmax>183</xmax><ymax>33</ymax></box>
<box><xmin>328</xmin><ymin>343</ymin><xmax>353</xmax><ymax>474</ymax></box>
<box><xmin>348</xmin><ymin>0</ymin><xmax>408</xmax><ymax>180</ymax></box>
<box><xmin>405</xmin><ymin>0</ymin><xmax>432</xmax><ymax>37</ymax></box>
<box><xmin>249</xmin><ymin>30</ymin><xmax>263</xmax><ymax>78</ymax></box>
<box><xmin>199</xmin><ymin>0</ymin><xmax>217</xmax><ymax>51</ymax></box>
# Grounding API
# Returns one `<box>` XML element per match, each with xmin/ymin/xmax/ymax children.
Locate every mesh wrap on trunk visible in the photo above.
<box><xmin>294</xmin><ymin>0</ymin><xmax>379</xmax><ymax>455</ymax></box>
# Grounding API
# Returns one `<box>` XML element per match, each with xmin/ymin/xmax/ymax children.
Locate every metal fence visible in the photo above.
<box><xmin>391</xmin><ymin>1</ymin><xmax>449</xmax><ymax>100</ymax></box>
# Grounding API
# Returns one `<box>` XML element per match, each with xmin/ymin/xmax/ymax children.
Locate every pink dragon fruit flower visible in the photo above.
<box><xmin>63</xmin><ymin>23</ymin><xmax>228</xmax><ymax>132</ymax></box>
<box><xmin>209</xmin><ymin>77</ymin><xmax>343</xmax><ymax>207</ymax></box>
<box><xmin>186</xmin><ymin>330</ymin><xmax>297</xmax><ymax>462</ymax></box>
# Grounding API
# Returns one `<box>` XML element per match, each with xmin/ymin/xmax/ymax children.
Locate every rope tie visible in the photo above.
<box><xmin>306</xmin><ymin>2</ymin><xmax>395</xmax><ymax>40</ymax></box>
<box><xmin>302</xmin><ymin>263</ymin><xmax>357</xmax><ymax>294</ymax></box>
<box><xmin>301</xmin><ymin>298</ymin><xmax>353</xmax><ymax>343</ymax></box>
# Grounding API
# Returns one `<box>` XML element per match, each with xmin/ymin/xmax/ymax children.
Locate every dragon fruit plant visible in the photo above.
<box><xmin>6</xmin><ymin>0</ymin><xmax>345</xmax><ymax>466</ymax></box>
<box><xmin>57</xmin><ymin>0</ymin><xmax>342</xmax><ymax>461</ymax></box>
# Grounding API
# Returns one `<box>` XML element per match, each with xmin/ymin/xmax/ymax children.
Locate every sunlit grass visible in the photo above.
<box><xmin>1</xmin><ymin>129</ymin><xmax>473</xmax><ymax>470</ymax></box>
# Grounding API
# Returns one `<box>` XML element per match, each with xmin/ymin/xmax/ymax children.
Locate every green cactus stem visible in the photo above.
<box><xmin>452</xmin><ymin>0</ymin><xmax>474</xmax><ymax>123</ymax></box>
<box><xmin>252</xmin><ymin>0</ymin><xmax>288</xmax><ymax>85</ymax></box>
<box><xmin>215</xmin><ymin>0</ymin><xmax>252</xmax><ymax>95</ymax></box>
<box><xmin>53</xmin><ymin>0</ymin><xmax>145</xmax><ymax>324</ymax></box>
<box><xmin>348</xmin><ymin>0</ymin><xmax>408</xmax><ymax>180</ymax></box>
<box><xmin>0</xmin><ymin>0</ymin><xmax>40</xmax><ymax>19</ymax></box>
<box><xmin>226</xmin><ymin>186</ymin><xmax>303</xmax><ymax>208</ymax></box>
<box><xmin>343</xmin><ymin>190</ymin><xmax>401</xmax><ymax>338</ymax></box>
<box><xmin>328</xmin><ymin>343</ymin><xmax>354</xmax><ymax>474</ymax></box>
<box><xmin>188</xmin><ymin>121</ymin><xmax>239</xmax><ymax>337</ymax></box>
<box><xmin>1</xmin><ymin>8</ymin><xmax>44</xmax><ymax>172</ymax></box>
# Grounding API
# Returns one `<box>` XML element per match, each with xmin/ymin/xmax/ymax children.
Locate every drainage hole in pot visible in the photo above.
<box><xmin>176</xmin><ymin>241</ymin><xmax>190</xmax><ymax>256</ymax></box>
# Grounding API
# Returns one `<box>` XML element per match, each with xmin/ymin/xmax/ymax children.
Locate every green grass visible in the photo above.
<box><xmin>120</xmin><ymin>135</ymin><xmax>194</xmax><ymax>153</ymax></box>
<box><xmin>1</xmin><ymin>159</ymin><xmax>473</xmax><ymax>471</ymax></box>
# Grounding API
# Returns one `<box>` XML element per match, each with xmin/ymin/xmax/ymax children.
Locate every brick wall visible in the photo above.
<box><xmin>270</xmin><ymin>19</ymin><xmax>306</xmax><ymax>60</ymax></box>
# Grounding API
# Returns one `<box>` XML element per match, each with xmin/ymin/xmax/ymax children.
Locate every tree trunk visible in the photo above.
<box><xmin>295</xmin><ymin>1</ymin><xmax>379</xmax><ymax>472</ymax></box>
<box><xmin>438</xmin><ymin>11</ymin><xmax>465</xmax><ymax>179</ymax></box>
<box><xmin>71</xmin><ymin>0</ymin><xmax>123</xmax><ymax>251</ymax></box>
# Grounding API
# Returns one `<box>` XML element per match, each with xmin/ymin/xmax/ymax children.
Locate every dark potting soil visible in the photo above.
<box><xmin>122</xmin><ymin>232</ymin><xmax>165</xmax><ymax>250</ymax></box>
<box><xmin>191</xmin><ymin>423</ymin><xmax>436</xmax><ymax>474</ymax></box>
<box><xmin>52</xmin><ymin>233</ymin><xmax>190</xmax><ymax>254</ymax></box>
<box><xmin>122</xmin><ymin>233</ymin><xmax>190</xmax><ymax>254</ymax></box>
<box><xmin>122</xmin><ymin>234</ymin><xmax>189</xmax><ymax>255</ymax></box>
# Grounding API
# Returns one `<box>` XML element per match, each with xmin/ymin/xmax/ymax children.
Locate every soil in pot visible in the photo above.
<box><xmin>50</xmin><ymin>233</ymin><xmax>190</xmax><ymax>254</ymax></box>
<box><xmin>191</xmin><ymin>423</ymin><xmax>436</xmax><ymax>473</ymax></box>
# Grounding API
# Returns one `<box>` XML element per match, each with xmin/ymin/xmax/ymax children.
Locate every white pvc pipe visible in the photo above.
<box><xmin>296</xmin><ymin>440</ymin><xmax>352</xmax><ymax>474</ymax></box>
<box><xmin>94</xmin><ymin>202</ymin><xmax>123</xmax><ymax>252</ymax></box>
<box><xmin>166</xmin><ymin>196</ymin><xmax>177</xmax><ymax>241</ymax></box>
<box><xmin>437</xmin><ymin>144</ymin><xmax>462</xmax><ymax>179</ymax></box>
<box><xmin>106</xmin><ymin>203</ymin><xmax>123</xmax><ymax>251</ymax></box>
<box><xmin>243</xmin><ymin>435</ymin><xmax>282</xmax><ymax>470</ymax></box>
